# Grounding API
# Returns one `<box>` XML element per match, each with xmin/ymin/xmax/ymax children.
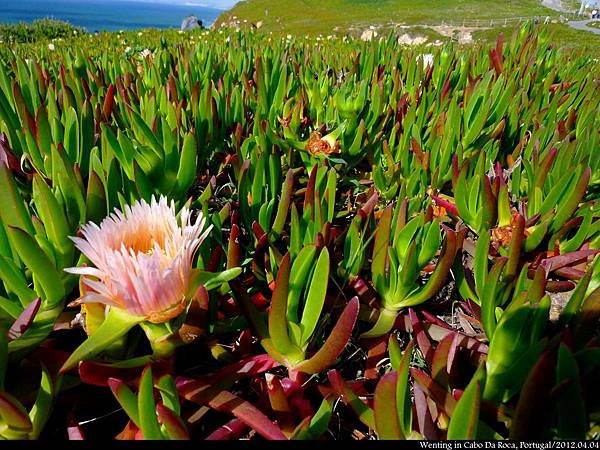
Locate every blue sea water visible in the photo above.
<box><xmin>0</xmin><ymin>0</ymin><xmax>223</xmax><ymax>31</ymax></box>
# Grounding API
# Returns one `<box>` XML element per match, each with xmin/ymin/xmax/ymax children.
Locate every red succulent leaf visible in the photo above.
<box><xmin>289</xmin><ymin>395</ymin><xmax>314</xmax><ymax>419</ymax></box>
<box><xmin>553</xmin><ymin>267</ymin><xmax>586</xmax><ymax>281</ymax></box>
<box><xmin>411</xmin><ymin>368</ymin><xmax>457</xmax><ymax>416</ymax></box>
<box><xmin>431</xmin><ymin>332</ymin><xmax>455</xmax><ymax>389</ymax></box>
<box><xmin>206</xmin><ymin>418</ymin><xmax>248</xmax><ymax>440</ymax></box>
<box><xmin>509</xmin><ymin>349</ymin><xmax>557</xmax><ymax>439</ymax></box>
<box><xmin>102</xmin><ymin>84</ymin><xmax>115</xmax><ymax>122</ymax></box>
<box><xmin>421</xmin><ymin>311</ymin><xmax>453</xmax><ymax>331</ymax></box>
<box><xmin>364</xmin><ymin>336</ymin><xmax>388</xmax><ymax>380</ymax></box>
<box><xmin>409</xmin><ymin>309</ymin><xmax>434</xmax><ymax>365</ymax></box>
<box><xmin>182</xmin><ymin>388</ymin><xmax>286</xmax><ymax>441</ymax></box>
<box><xmin>540</xmin><ymin>249</ymin><xmax>598</xmax><ymax>276</ymax></box>
<box><xmin>0</xmin><ymin>133</ymin><xmax>23</xmax><ymax>175</ymax></box>
<box><xmin>431</xmin><ymin>195</ymin><xmax>459</xmax><ymax>217</ymax></box>
<box><xmin>175</xmin><ymin>354</ymin><xmax>279</xmax><ymax>405</ymax></box>
<box><xmin>546</xmin><ymin>280</ymin><xmax>576</xmax><ymax>293</ymax></box>
<box><xmin>0</xmin><ymin>391</ymin><xmax>32</xmax><ymax>431</ymax></box>
<box><xmin>374</xmin><ymin>371</ymin><xmax>402</xmax><ymax>439</ymax></box>
<box><xmin>265</xmin><ymin>374</ymin><xmax>294</xmax><ymax>434</ymax></box>
<box><xmin>156</xmin><ymin>403</ymin><xmax>189</xmax><ymax>440</ymax></box>
<box><xmin>304</xmin><ymin>165</ymin><xmax>318</xmax><ymax>211</ymax></box>
<box><xmin>327</xmin><ymin>369</ymin><xmax>375</xmax><ymax>429</ymax></box>
<box><xmin>293</xmin><ymin>297</ymin><xmax>360</xmax><ymax>374</ymax></box>
<box><xmin>79</xmin><ymin>358</ymin><xmax>173</xmax><ymax>387</ymax></box>
<box><xmin>115</xmin><ymin>420</ymin><xmax>139</xmax><ymax>440</ymax></box>
<box><xmin>413</xmin><ymin>383</ymin><xmax>438</xmax><ymax>439</ymax></box>
<box><xmin>357</xmin><ymin>192</ymin><xmax>379</xmax><ymax>221</ymax></box>
<box><xmin>67</xmin><ymin>411</ymin><xmax>85</xmax><ymax>440</ymax></box>
<box><xmin>8</xmin><ymin>298</ymin><xmax>41</xmax><ymax>341</ymax></box>
<box><xmin>227</xmin><ymin>223</ymin><xmax>241</xmax><ymax>269</ymax></box>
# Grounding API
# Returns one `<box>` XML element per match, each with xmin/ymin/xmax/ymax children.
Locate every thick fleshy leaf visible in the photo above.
<box><xmin>206</xmin><ymin>418</ymin><xmax>248</xmax><ymax>440</ymax></box>
<box><xmin>413</xmin><ymin>383</ymin><xmax>438</xmax><ymax>439</ymax></box>
<box><xmin>60</xmin><ymin>307</ymin><xmax>142</xmax><ymax>373</ymax></box>
<box><xmin>108</xmin><ymin>377</ymin><xmax>141</xmax><ymax>429</ymax></box>
<box><xmin>67</xmin><ymin>412</ymin><xmax>85</xmax><ymax>440</ymax></box>
<box><xmin>272</xmin><ymin>169</ymin><xmax>294</xmax><ymax>236</ymax></box>
<box><xmin>431</xmin><ymin>332</ymin><xmax>455</xmax><ymax>388</ymax></box>
<box><xmin>374</xmin><ymin>371</ymin><xmax>402</xmax><ymax>439</ymax></box>
<box><xmin>372</xmin><ymin>205</ymin><xmax>392</xmax><ymax>294</ymax></box>
<box><xmin>265</xmin><ymin>373</ymin><xmax>293</xmax><ymax>434</ymax></box>
<box><xmin>8</xmin><ymin>298</ymin><xmax>41</xmax><ymax>341</ymax></box>
<box><xmin>540</xmin><ymin>250</ymin><xmax>598</xmax><ymax>276</ymax></box>
<box><xmin>409</xmin><ymin>309</ymin><xmax>433</xmax><ymax>364</ymax></box>
<box><xmin>156</xmin><ymin>403</ymin><xmax>189</xmax><ymax>440</ymax></box>
<box><xmin>7</xmin><ymin>226</ymin><xmax>65</xmax><ymax>307</ymax></box>
<box><xmin>0</xmin><ymin>165</ymin><xmax>34</xmax><ymax>236</ymax></box>
<box><xmin>189</xmin><ymin>267</ymin><xmax>242</xmax><ymax>293</ymax></box>
<box><xmin>293</xmin><ymin>297</ymin><xmax>359</xmax><ymax>374</ymax></box>
<box><xmin>29</xmin><ymin>364</ymin><xmax>54</xmax><ymax>439</ymax></box>
<box><xmin>291</xmin><ymin>395</ymin><xmax>333</xmax><ymax>440</ymax></box>
<box><xmin>172</xmin><ymin>133</ymin><xmax>197</xmax><ymax>197</ymax></box>
<box><xmin>79</xmin><ymin>356</ymin><xmax>164</xmax><ymax>386</ymax></box>
<box><xmin>556</xmin><ymin>343</ymin><xmax>586</xmax><ymax>439</ymax></box>
<box><xmin>299</xmin><ymin>247</ymin><xmax>330</xmax><ymax>345</ymax></box>
<box><xmin>182</xmin><ymin>388</ymin><xmax>286</xmax><ymax>441</ymax></box>
<box><xmin>327</xmin><ymin>369</ymin><xmax>374</xmax><ymax>429</ymax></box>
<box><xmin>509</xmin><ymin>349</ymin><xmax>556</xmax><ymax>439</ymax></box>
<box><xmin>175</xmin><ymin>354</ymin><xmax>279</xmax><ymax>406</ymax></box>
<box><xmin>268</xmin><ymin>252</ymin><xmax>295</xmax><ymax>356</ymax></box>
<box><xmin>138</xmin><ymin>366</ymin><xmax>163</xmax><ymax>440</ymax></box>
<box><xmin>287</xmin><ymin>245</ymin><xmax>317</xmax><ymax>324</ymax></box>
<box><xmin>410</xmin><ymin>368</ymin><xmax>457</xmax><ymax>415</ymax></box>
<box><xmin>447</xmin><ymin>365</ymin><xmax>484</xmax><ymax>439</ymax></box>
<box><xmin>395</xmin><ymin>340</ymin><xmax>414</xmax><ymax>436</ymax></box>
<box><xmin>400</xmin><ymin>228</ymin><xmax>457</xmax><ymax>307</ymax></box>
<box><xmin>0</xmin><ymin>391</ymin><xmax>32</xmax><ymax>432</ymax></box>
<box><xmin>156</xmin><ymin>375</ymin><xmax>180</xmax><ymax>416</ymax></box>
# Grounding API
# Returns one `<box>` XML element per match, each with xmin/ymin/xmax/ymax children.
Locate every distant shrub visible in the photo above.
<box><xmin>0</xmin><ymin>18</ymin><xmax>86</xmax><ymax>44</ymax></box>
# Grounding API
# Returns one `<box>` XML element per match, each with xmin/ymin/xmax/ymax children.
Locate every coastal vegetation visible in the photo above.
<box><xmin>0</xmin><ymin>19</ymin><xmax>84</xmax><ymax>44</ymax></box>
<box><xmin>0</xmin><ymin>15</ymin><xmax>598</xmax><ymax>441</ymax></box>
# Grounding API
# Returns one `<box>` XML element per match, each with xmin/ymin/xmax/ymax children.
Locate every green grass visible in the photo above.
<box><xmin>217</xmin><ymin>0</ymin><xmax>559</xmax><ymax>35</ymax></box>
<box><xmin>216</xmin><ymin>0</ymin><xmax>600</xmax><ymax>49</ymax></box>
<box><xmin>473</xmin><ymin>21</ymin><xmax>600</xmax><ymax>49</ymax></box>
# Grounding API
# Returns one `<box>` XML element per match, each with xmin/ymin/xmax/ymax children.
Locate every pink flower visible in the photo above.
<box><xmin>65</xmin><ymin>196</ymin><xmax>211</xmax><ymax>323</ymax></box>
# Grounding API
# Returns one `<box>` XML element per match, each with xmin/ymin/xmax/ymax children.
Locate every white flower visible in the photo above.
<box><xmin>48</xmin><ymin>43</ymin><xmax>55</xmax><ymax>51</ymax></box>
<box><xmin>420</xmin><ymin>53</ymin><xmax>434</xmax><ymax>68</ymax></box>
<box><xmin>66</xmin><ymin>196</ymin><xmax>212</xmax><ymax>323</ymax></box>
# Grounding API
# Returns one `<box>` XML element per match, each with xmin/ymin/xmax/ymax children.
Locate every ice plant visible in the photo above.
<box><xmin>66</xmin><ymin>196</ymin><xmax>211</xmax><ymax>323</ymax></box>
<box><xmin>60</xmin><ymin>196</ymin><xmax>213</xmax><ymax>372</ymax></box>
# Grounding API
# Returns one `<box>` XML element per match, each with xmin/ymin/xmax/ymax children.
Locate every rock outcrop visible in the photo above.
<box><xmin>181</xmin><ymin>15</ymin><xmax>204</xmax><ymax>32</ymax></box>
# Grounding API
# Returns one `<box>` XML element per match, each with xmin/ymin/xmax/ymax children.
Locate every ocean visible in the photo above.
<box><xmin>0</xmin><ymin>0</ymin><xmax>224</xmax><ymax>31</ymax></box>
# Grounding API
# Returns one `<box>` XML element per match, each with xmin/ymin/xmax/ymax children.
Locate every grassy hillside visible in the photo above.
<box><xmin>216</xmin><ymin>0</ymin><xmax>600</xmax><ymax>49</ymax></box>
<box><xmin>216</xmin><ymin>0</ymin><xmax>558</xmax><ymax>34</ymax></box>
